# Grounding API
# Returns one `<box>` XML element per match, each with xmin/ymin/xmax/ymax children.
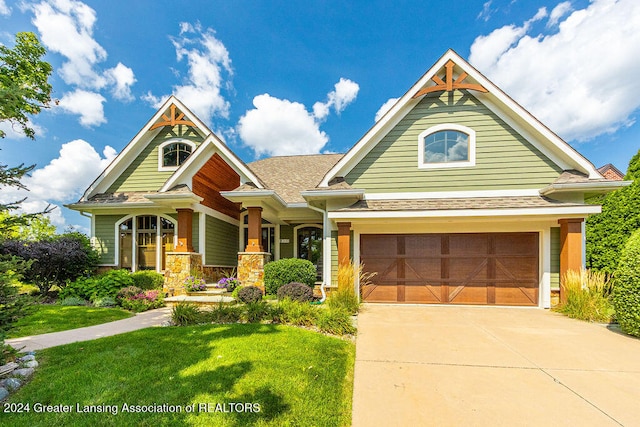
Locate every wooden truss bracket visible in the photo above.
<box><xmin>413</xmin><ymin>60</ymin><xmax>488</xmax><ymax>98</ymax></box>
<box><xmin>150</xmin><ymin>104</ymin><xmax>196</xmax><ymax>130</ymax></box>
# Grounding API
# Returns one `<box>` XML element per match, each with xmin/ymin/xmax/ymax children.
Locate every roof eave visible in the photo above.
<box><xmin>539</xmin><ymin>180</ymin><xmax>632</xmax><ymax>196</ymax></box>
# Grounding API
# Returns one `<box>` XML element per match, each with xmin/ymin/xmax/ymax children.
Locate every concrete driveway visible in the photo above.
<box><xmin>352</xmin><ymin>305</ymin><xmax>640</xmax><ymax>427</ymax></box>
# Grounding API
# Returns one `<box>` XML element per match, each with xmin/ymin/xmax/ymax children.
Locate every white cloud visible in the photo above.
<box><xmin>31</xmin><ymin>0</ymin><xmax>107</xmax><ymax>88</ymax></box>
<box><xmin>58</xmin><ymin>89</ymin><xmax>107</xmax><ymax>127</ymax></box>
<box><xmin>145</xmin><ymin>22</ymin><xmax>233</xmax><ymax>122</ymax></box>
<box><xmin>0</xmin><ymin>119</ymin><xmax>45</xmax><ymax>140</ymax></box>
<box><xmin>0</xmin><ymin>0</ymin><xmax>10</xmax><ymax>15</ymax></box>
<box><xmin>105</xmin><ymin>63</ymin><xmax>136</xmax><ymax>101</ymax></box>
<box><xmin>548</xmin><ymin>1</ymin><xmax>572</xmax><ymax>27</ymax></box>
<box><xmin>312</xmin><ymin>78</ymin><xmax>360</xmax><ymax>120</ymax></box>
<box><xmin>238</xmin><ymin>78</ymin><xmax>360</xmax><ymax>157</ymax></box>
<box><xmin>0</xmin><ymin>140</ymin><xmax>116</xmax><ymax>227</ymax></box>
<box><xmin>375</xmin><ymin>97</ymin><xmax>399</xmax><ymax>122</ymax></box>
<box><xmin>477</xmin><ymin>1</ymin><xmax>494</xmax><ymax>22</ymax></box>
<box><xmin>238</xmin><ymin>94</ymin><xmax>328</xmax><ymax>157</ymax></box>
<box><xmin>469</xmin><ymin>0</ymin><xmax>640</xmax><ymax>141</ymax></box>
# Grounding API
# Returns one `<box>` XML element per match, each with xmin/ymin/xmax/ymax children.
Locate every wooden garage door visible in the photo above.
<box><xmin>360</xmin><ymin>233</ymin><xmax>539</xmax><ymax>306</ymax></box>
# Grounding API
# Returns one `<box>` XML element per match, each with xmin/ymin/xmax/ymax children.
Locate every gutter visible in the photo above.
<box><xmin>539</xmin><ymin>180</ymin><xmax>631</xmax><ymax>196</ymax></box>
<box><xmin>307</xmin><ymin>204</ymin><xmax>330</xmax><ymax>303</ymax></box>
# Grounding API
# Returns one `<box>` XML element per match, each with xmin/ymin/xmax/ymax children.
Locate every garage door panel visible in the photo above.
<box><xmin>361</xmin><ymin>284</ymin><xmax>398</xmax><ymax>302</ymax></box>
<box><xmin>361</xmin><ymin>233</ymin><xmax>539</xmax><ymax>306</ymax></box>
<box><xmin>405</xmin><ymin>283</ymin><xmax>442</xmax><ymax>303</ymax></box>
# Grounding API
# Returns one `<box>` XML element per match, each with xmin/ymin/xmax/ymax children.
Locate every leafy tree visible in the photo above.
<box><xmin>0</xmin><ymin>233</ymin><xmax>99</xmax><ymax>295</ymax></box>
<box><xmin>0</xmin><ymin>31</ymin><xmax>52</xmax><ymax>139</ymax></box>
<box><xmin>0</xmin><ymin>211</ymin><xmax>55</xmax><ymax>241</ymax></box>
<box><xmin>612</xmin><ymin>229</ymin><xmax>640</xmax><ymax>337</ymax></box>
<box><xmin>586</xmin><ymin>150</ymin><xmax>640</xmax><ymax>275</ymax></box>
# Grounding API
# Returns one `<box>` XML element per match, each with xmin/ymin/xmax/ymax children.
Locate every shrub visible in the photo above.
<box><xmin>184</xmin><ymin>276</ymin><xmax>206</xmax><ymax>292</ymax></box>
<box><xmin>59</xmin><ymin>276</ymin><xmax>97</xmax><ymax>301</ymax></box>
<box><xmin>119</xmin><ymin>289</ymin><xmax>164</xmax><ymax>312</ymax></box>
<box><xmin>0</xmin><ymin>233</ymin><xmax>99</xmax><ymax>294</ymax></box>
<box><xmin>231</xmin><ymin>285</ymin><xmax>243</xmax><ymax>299</ymax></box>
<box><xmin>277</xmin><ymin>282</ymin><xmax>313</xmax><ymax>302</ymax></box>
<box><xmin>264</xmin><ymin>258</ymin><xmax>316</xmax><ymax>295</ymax></box>
<box><xmin>278</xmin><ymin>298</ymin><xmax>316</xmax><ymax>327</ymax></box>
<box><xmin>94</xmin><ymin>269</ymin><xmax>135</xmax><ymax>301</ymax></box>
<box><xmin>244</xmin><ymin>302</ymin><xmax>272</xmax><ymax>323</ymax></box>
<box><xmin>131</xmin><ymin>270</ymin><xmax>164</xmax><ymax>290</ymax></box>
<box><xmin>612</xmin><ymin>229</ymin><xmax>640</xmax><ymax>336</ymax></box>
<box><xmin>238</xmin><ymin>286</ymin><xmax>263</xmax><ymax>304</ymax></box>
<box><xmin>60</xmin><ymin>296</ymin><xmax>89</xmax><ymax>306</ymax></box>
<box><xmin>172</xmin><ymin>302</ymin><xmax>203</xmax><ymax>326</ymax></box>
<box><xmin>93</xmin><ymin>296</ymin><xmax>117</xmax><ymax>307</ymax></box>
<box><xmin>0</xmin><ymin>255</ymin><xmax>33</xmax><ymax>359</ymax></box>
<box><xmin>555</xmin><ymin>269</ymin><xmax>614</xmax><ymax>323</ymax></box>
<box><xmin>326</xmin><ymin>286</ymin><xmax>359</xmax><ymax>315</ymax></box>
<box><xmin>116</xmin><ymin>286</ymin><xmax>143</xmax><ymax>303</ymax></box>
<box><xmin>316</xmin><ymin>307</ymin><xmax>356</xmax><ymax>335</ymax></box>
<box><xmin>217</xmin><ymin>276</ymin><xmax>240</xmax><ymax>292</ymax></box>
<box><xmin>205</xmin><ymin>302</ymin><xmax>243</xmax><ymax>323</ymax></box>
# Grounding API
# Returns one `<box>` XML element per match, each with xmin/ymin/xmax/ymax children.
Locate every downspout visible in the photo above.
<box><xmin>308</xmin><ymin>204</ymin><xmax>330</xmax><ymax>302</ymax></box>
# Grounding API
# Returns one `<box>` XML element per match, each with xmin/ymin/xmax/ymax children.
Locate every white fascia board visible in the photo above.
<box><xmin>160</xmin><ymin>134</ymin><xmax>263</xmax><ymax>192</ymax></box>
<box><xmin>84</xmin><ymin>96</ymin><xmax>209</xmax><ymax>200</ymax></box>
<box><xmin>220</xmin><ymin>190</ymin><xmax>287</xmax><ymax>209</ymax></box>
<box><xmin>144</xmin><ymin>193</ymin><xmax>204</xmax><ymax>206</ymax></box>
<box><xmin>301</xmin><ymin>189</ymin><xmax>365</xmax><ymax>199</ymax></box>
<box><xmin>539</xmin><ymin>180</ymin><xmax>632</xmax><ymax>196</ymax></box>
<box><xmin>365</xmin><ymin>189</ymin><xmax>540</xmax><ymax>200</ymax></box>
<box><xmin>65</xmin><ymin>202</ymin><xmax>155</xmax><ymax>211</ymax></box>
<box><xmin>328</xmin><ymin>205</ymin><xmax>601</xmax><ymax>220</ymax></box>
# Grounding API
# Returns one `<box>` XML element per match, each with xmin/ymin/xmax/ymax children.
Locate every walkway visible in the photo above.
<box><xmin>6</xmin><ymin>307</ymin><xmax>172</xmax><ymax>352</ymax></box>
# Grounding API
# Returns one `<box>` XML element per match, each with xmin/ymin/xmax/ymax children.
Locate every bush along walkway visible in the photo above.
<box><xmin>5</xmin><ymin>307</ymin><xmax>172</xmax><ymax>352</ymax></box>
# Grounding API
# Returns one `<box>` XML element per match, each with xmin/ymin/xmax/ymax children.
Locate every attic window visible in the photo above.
<box><xmin>158</xmin><ymin>140</ymin><xmax>195</xmax><ymax>171</ymax></box>
<box><xmin>418</xmin><ymin>124</ymin><xmax>476</xmax><ymax>169</ymax></box>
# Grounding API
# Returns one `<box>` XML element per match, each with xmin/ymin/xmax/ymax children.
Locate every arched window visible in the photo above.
<box><xmin>418</xmin><ymin>124</ymin><xmax>476</xmax><ymax>169</ymax></box>
<box><xmin>158</xmin><ymin>140</ymin><xmax>195</xmax><ymax>170</ymax></box>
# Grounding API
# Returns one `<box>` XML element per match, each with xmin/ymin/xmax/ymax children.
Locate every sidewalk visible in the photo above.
<box><xmin>5</xmin><ymin>307</ymin><xmax>172</xmax><ymax>352</ymax></box>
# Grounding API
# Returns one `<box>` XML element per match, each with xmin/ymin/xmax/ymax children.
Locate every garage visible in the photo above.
<box><xmin>360</xmin><ymin>233</ymin><xmax>539</xmax><ymax>306</ymax></box>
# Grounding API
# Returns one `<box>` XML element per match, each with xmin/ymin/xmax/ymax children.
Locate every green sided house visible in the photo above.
<box><xmin>67</xmin><ymin>49</ymin><xmax>628</xmax><ymax>308</ymax></box>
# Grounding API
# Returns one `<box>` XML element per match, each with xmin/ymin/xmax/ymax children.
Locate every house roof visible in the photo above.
<box><xmin>597</xmin><ymin>163</ymin><xmax>625</xmax><ymax>181</ymax></box>
<box><xmin>246</xmin><ymin>154</ymin><xmax>344</xmax><ymax>204</ymax></box>
<box><xmin>335</xmin><ymin>196</ymin><xmax>586</xmax><ymax>212</ymax></box>
<box><xmin>68</xmin><ymin>185</ymin><xmax>199</xmax><ymax>208</ymax></box>
<box><xmin>320</xmin><ymin>49</ymin><xmax>602</xmax><ymax>187</ymax></box>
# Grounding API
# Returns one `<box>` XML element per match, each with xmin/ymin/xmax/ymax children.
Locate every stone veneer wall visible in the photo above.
<box><xmin>237</xmin><ymin>252</ymin><xmax>271</xmax><ymax>291</ymax></box>
<box><xmin>164</xmin><ymin>252</ymin><xmax>203</xmax><ymax>296</ymax></box>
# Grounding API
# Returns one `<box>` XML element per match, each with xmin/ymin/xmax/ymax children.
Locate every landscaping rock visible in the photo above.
<box><xmin>0</xmin><ymin>387</ymin><xmax>8</xmax><ymax>401</ymax></box>
<box><xmin>23</xmin><ymin>360</ymin><xmax>38</xmax><ymax>368</ymax></box>
<box><xmin>18</xmin><ymin>354</ymin><xmax>36</xmax><ymax>362</ymax></box>
<box><xmin>1</xmin><ymin>377</ymin><xmax>22</xmax><ymax>391</ymax></box>
<box><xmin>0</xmin><ymin>362</ymin><xmax>18</xmax><ymax>377</ymax></box>
<box><xmin>13</xmin><ymin>368</ymin><xmax>34</xmax><ymax>378</ymax></box>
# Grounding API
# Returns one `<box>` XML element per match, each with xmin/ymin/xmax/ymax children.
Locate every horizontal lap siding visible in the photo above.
<box><xmin>192</xmin><ymin>212</ymin><xmax>199</xmax><ymax>253</ymax></box>
<box><xmin>550</xmin><ymin>227</ymin><xmax>561</xmax><ymax>290</ymax></box>
<box><xmin>205</xmin><ymin>215</ymin><xmax>238</xmax><ymax>266</ymax></box>
<box><xmin>109</xmin><ymin>125</ymin><xmax>203</xmax><ymax>193</ymax></box>
<box><xmin>346</xmin><ymin>91</ymin><xmax>562</xmax><ymax>191</ymax></box>
<box><xmin>94</xmin><ymin>214</ymin><xmax>124</xmax><ymax>264</ymax></box>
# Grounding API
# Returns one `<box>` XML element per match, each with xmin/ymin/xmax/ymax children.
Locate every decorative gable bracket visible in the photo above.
<box><xmin>412</xmin><ymin>60</ymin><xmax>488</xmax><ymax>98</ymax></box>
<box><xmin>150</xmin><ymin>104</ymin><xmax>196</xmax><ymax>130</ymax></box>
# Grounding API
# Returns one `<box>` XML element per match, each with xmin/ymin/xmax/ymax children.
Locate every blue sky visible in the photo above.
<box><xmin>0</xmin><ymin>0</ymin><xmax>639</xmax><ymax>232</ymax></box>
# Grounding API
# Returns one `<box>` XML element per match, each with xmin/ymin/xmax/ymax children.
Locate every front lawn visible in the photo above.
<box><xmin>7</xmin><ymin>305</ymin><xmax>134</xmax><ymax>338</ymax></box>
<box><xmin>4</xmin><ymin>324</ymin><xmax>355</xmax><ymax>426</ymax></box>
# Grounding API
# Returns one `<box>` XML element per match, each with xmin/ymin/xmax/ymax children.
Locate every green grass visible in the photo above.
<box><xmin>4</xmin><ymin>324</ymin><xmax>355</xmax><ymax>426</ymax></box>
<box><xmin>7</xmin><ymin>305</ymin><xmax>134</xmax><ymax>338</ymax></box>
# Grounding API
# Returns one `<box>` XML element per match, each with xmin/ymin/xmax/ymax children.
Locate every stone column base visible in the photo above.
<box><xmin>238</xmin><ymin>252</ymin><xmax>271</xmax><ymax>292</ymax></box>
<box><xmin>164</xmin><ymin>252</ymin><xmax>203</xmax><ymax>296</ymax></box>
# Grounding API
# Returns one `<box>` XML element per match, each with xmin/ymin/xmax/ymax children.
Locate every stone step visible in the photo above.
<box><xmin>187</xmin><ymin>288</ymin><xmax>227</xmax><ymax>296</ymax></box>
<box><xmin>165</xmin><ymin>294</ymin><xmax>235</xmax><ymax>308</ymax></box>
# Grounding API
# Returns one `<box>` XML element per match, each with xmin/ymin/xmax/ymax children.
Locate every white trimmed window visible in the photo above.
<box><xmin>158</xmin><ymin>140</ymin><xmax>196</xmax><ymax>171</ymax></box>
<box><xmin>418</xmin><ymin>124</ymin><xmax>476</xmax><ymax>169</ymax></box>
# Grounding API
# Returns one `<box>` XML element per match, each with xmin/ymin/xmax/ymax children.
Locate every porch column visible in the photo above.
<box><xmin>558</xmin><ymin>218</ymin><xmax>584</xmax><ymax>304</ymax></box>
<box><xmin>176</xmin><ymin>208</ymin><xmax>194</xmax><ymax>252</ymax></box>
<box><xmin>337</xmin><ymin>222</ymin><xmax>351</xmax><ymax>268</ymax></box>
<box><xmin>245</xmin><ymin>206</ymin><xmax>264</xmax><ymax>252</ymax></box>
